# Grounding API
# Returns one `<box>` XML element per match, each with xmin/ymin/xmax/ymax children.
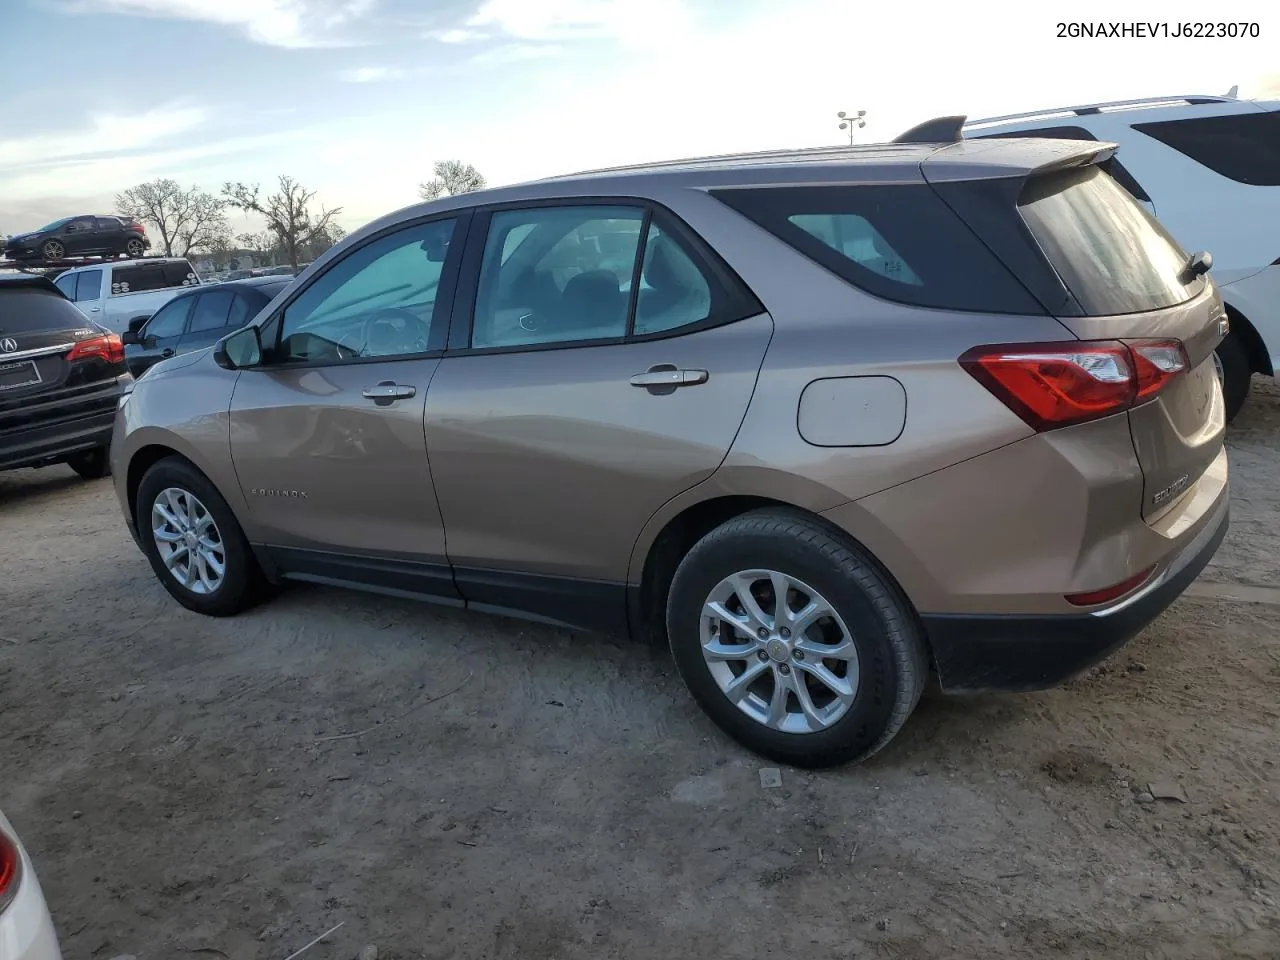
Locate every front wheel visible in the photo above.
<box><xmin>41</xmin><ymin>239</ymin><xmax>65</xmax><ymax>260</ymax></box>
<box><xmin>66</xmin><ymin>447</ymin><xmax>110</xmax><ymax>479</ymax></box>
<box><xmin>136</xmin><ymin>457</ymin><xmax>265</xmax><ymax>616</ymax></box>
<box><xmin>666</xmin><ymin>509</ymin><xmax>928</xmax><ymax>768</ymax></box>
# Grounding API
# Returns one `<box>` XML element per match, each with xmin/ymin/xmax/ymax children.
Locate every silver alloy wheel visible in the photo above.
<box><xmin>126</xmin><ymin>238</ymin><xmax>145</xmax><ymax>257</ymax></box>
<box><xmin>42</xmin><ymin>240</ymin><xmax>64</xmax><ymax>259</ymax></box>
<box><xmin>701</xmin><ymin>569</ymin><xmax>860</xmax><ymax>734</ymax></box>
<box><xmin>151</xmin><ymin>487</ymin><xmax>226</xmax><ymax>595</ymax></box>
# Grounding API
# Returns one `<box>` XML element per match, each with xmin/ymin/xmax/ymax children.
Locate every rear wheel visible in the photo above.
<box><xmin>136</xmin><ymin>457</ymin><xmax>264</xmax><ymax>616</ymax></box>
<box><xmin>125</xmin><ymin>237</ymin><xmax>146</xmax><ymax>258</ymax></box>
<box><xmin>1214</xmin><ymin>331</ymin><xmax>1251</xmax><ymax>423</ymax></box>
<box><xmin>66</xmin><ymin>447</ymin><xmax>110</xmax><ymax>479</ymax></box>
<box><xmin>41</xmin><ymin>239</ymin><xmax>65</xmax><ymax>260</ymax></box>
<box><xmin>666</xmin><ymin>509</ymin><xmax>927</xmax><ymax>768</ymax></box>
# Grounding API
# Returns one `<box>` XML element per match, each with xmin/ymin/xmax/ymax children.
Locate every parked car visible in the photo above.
<box><xmin>962</xmin><ymin>93</ymin><xmax>1280</xmax><ymax>421</ymax></box>
<box><xmin>0</xmin><ymin>809</ymin><xmax>62</xmax><ymax>960</ymax></box>
<box><xmin>222</xmin><ymin>269</ymin><xmax>254</xmax><ymax>282</ymax></box>
<box><xmin>250</xmin><ymin>265</ymin><xmax>297</xmax><ymax>278</ymax></box>
<box><xmin>3</xmin><ymin>215</ymin><xmax>150</xmax><ymax>261</ymax></box>
<box><xmin>1</xmin><ymin>274</ymin><xmax>129</xmax><ymax>478</ymax></box>
<box><xmin>51</xmin><ymin>257</ymin><xmax>200</xmax><ymax>334</ymax></box>
<box><xmin>121</xmin><ymin>276</ymin><xmax>291</xmax><ymax>379</ymax></box>
<box><xmin>111</xmin><ymin>134</ymin><xmax>1228</xmax><ymax>767</ymax></box>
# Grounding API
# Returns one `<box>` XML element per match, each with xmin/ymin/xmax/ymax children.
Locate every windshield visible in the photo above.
<box><xmin>36</xmin><ymin>217</ymin><xmax>71</xmax><ymax>233</ymax></box>
<box><xmin>1018</xmin><ymin>166</ymin><xmax>1203</xmax><ymax>316</ymax></box>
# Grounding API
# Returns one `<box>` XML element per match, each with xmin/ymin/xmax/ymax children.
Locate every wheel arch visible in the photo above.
<box><xmin>1223</xmin><ymin>300</ymin><xmax>1273</xmax><ymax>377</ymax></box>
<box><xmin>626</xmin><ymin>491</ymin><xmax>923</xmax><ymax>648</ymax></box>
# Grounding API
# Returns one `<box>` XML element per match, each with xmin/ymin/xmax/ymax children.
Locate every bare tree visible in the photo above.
<box><xmin>419</xmin><ymin>160</ymin><xmax>486</xmax><ymax>200</ymax></box>
<box><xmin>303</xmin><ymin>222</ymin><xmax>347</xmax><ymax>262</ymax></box>
<box><xmin>223</xmin><ymin>176</ymin><xmax>342</xmax><ymax>269</ymax></box>
<box><xmin>116</xmin><ymin>179</ymin><xmax>229</xmax><ymax>257</ymax></box>
<box><xmin>236</xmin><ymin>230</ymin><xmax>279</xmax><ymax>266</ymax></box>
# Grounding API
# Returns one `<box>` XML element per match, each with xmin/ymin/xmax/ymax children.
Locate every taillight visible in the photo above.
<box><xmin>130</xmin><ymin>223</ymin><xmax>146</xmax><ymax>234</ymax></box>
<box><xmin>1065</xmin><ymin>564</ymin><xmax>1157</xmax><ymax>607</ymax></box>
<box><xmin>959</xmin><ymin>338</ymin><xmax>1189</xmax><ymax>431</ymax></box>
<box><xmin>68</xmin><ymin>333</ymin><xmax>125</xmax><ymax>365</ymax></box>
<box><xmin>0</xmin><ymin>829</ymin><xmax>21</xmax><ymax>913</ymax></box>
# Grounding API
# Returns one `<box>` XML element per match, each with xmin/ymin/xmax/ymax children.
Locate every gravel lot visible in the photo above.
<box><xmin>3</xmin><ymin>382</ymin><xmax>1279</xmax><ymax>960</ymax></box>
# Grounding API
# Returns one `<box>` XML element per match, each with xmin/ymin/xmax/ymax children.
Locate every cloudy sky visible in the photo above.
<box><xmin>1</xmin><ymin>0</ymin><xmax>1276</xmax><ymax>236</ymax></box>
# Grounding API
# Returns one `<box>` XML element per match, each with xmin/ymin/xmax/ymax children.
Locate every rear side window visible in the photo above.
<box><xmin>111</xmin><ymin>262</ymin><xmax>197</xmax><ymax>295</ymax></box>
<box><xmin>712</xmin><ymin>184</ymin><xmax>1044</xmax><ymax>314</ymax></box>
<box><xmin>0</xmin><ymin>288</ymin><xmax>93</xmax><ymax>334</ymax></box>
<box><xmin>1019</xmin><ymin>166</ymin><xmax>1201</xmax><ymax>315</ymax></box>
<box><xmin>1133</xmin><ymin>111</ymin><xmax>1280</xmax><ymax>186</ymax></box>
<box><xmin>227</xmin><ymin>293</ymin><xmax>253</xmax><ymax>329</ymax></box>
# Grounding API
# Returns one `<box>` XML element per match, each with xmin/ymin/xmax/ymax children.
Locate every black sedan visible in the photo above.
<box><xmin>121</xmin><ymin>275</ymin><xmax>291</xmax><ymax>379</ymax></box>
<box><xmin>0</xmin><ymin>274</ymin><xmax>130</xmax><ymax>478</ymax></box>
<box><xmin>3</xmin><ymin>215</ymin><xmax>151</xmax><ymax>261</ymax></box>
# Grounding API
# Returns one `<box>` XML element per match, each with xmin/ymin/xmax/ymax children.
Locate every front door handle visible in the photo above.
<box><xmin>629</xmin><ymin>367</ymin><xmax>709</xmax><ymax>389</ymax></box>
<box><xmin>161</xmin><ymin>348</ymin><xmax>175</xmax><ymax>358</ymax></box>
<box><xmin>362</xmin><ymin>380</ymin><xmax>417</xmax><ymax>405</ymax></box>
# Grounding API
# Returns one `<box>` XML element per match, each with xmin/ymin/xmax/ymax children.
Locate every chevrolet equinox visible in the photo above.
<box><xmin>111</xmin><ymin>128</ymin><xmax>1229</xmax><ymax>767</ymax></box>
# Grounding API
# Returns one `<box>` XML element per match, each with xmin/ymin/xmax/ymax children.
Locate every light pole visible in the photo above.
<box><xmin>838</xmin><ymin>109</ymin><xmax>867</xmax><ymax>145</ymax></box>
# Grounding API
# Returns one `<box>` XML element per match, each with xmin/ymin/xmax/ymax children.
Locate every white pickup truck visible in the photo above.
<box><xmin>51</xmin><ymin>257</ymin><xmax>201</xmax><ymax>333</ymax></box>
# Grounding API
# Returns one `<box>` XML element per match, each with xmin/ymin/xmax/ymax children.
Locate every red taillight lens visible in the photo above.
<box><xmin>1065</xmin><ymin>565</ymin><xmax>1157</xmax><ymax>607</ymax></box>
<box><xmin>68</xmin><ymin>333</ymin><xmax>125</xmax><ymax>365</ymax></box>
<box><xmin>0</xmin><ymin>830</ymin><xmax>21</xmax><ymax>913</ymax></box>
<box><xmin>130</xmin><ymin>223</ymin><xmax>146</xmax><ymax>234</ymax></box>
<box><xmin>960</xmin><ymin>339</ymin><xmax>1189</xmax><ymax>431</ymax></box>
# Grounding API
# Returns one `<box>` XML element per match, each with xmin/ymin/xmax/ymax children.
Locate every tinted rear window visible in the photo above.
<box><xmin>711</xmin><ymin>184</ymin><xmax>1044</xmax><ymax>314</ymax></box>
<box><xmin>1018</xmin><ymin>166</ymin><xmax>1201</xmax><ymax>316</ymax></box>
<box><xmin>0</xmin><ymin>287</ymin><xmax>93</xmax><ymax>334</ymax></box>
<box><xmin>1133</xmin><ymin>111</ymin><xmax>1280</xmax><ymax>186</ymax></box>
<box><xmin>111</xmin><ymin>261</ymin><xmax>197</xmax><ymax>295</ymax></box>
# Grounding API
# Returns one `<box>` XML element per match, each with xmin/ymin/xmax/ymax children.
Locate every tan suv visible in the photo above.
<box><xmin>111</xmin><ymin>129</ymin><xmax>1229</xmax><ymax>767</ymax></box>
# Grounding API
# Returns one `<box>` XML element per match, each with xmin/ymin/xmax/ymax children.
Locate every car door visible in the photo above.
<box><xmin>227</xmin><ymin>213</ymin><xmax>469</xmax><ymax>601</ymax></box>
<box><xmin>423</xmin><ymin>201</ymin><xmax>773</xmax><ymax>631</ymax></box>
<box><xmin>175</xmin><ymin>288</ymin><xmax>236</xmax><ymax>357</ymax></box>
<box><xmin>60</xmin><ymin>268</ymin><xmax>104</xmax><ymax>321</ymax></box>
<box><xmin>62</xmin><ymin>217</ymin><xmax>96</xmax><ymax>255</ymax></box>
<box><xmin>94</xmin><ymin>217</ymin><xmax>123</xmax><ymax>254</ymax></box>
<box><xmin>127</xmin><ymin>294</ymin><xmax>192</xmax><ymax>378</ymax></box>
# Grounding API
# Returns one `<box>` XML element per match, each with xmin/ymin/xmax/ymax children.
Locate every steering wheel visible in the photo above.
<box><xmin>361</xmin><ymin>307</ymin><xmax>430</xmax><ymax>356</ymax></box>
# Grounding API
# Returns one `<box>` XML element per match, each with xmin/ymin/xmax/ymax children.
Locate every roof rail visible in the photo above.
<box><xmin>965</xmin><ymin>95</ymin><xmax>1235</xmax><ymax>129</ymax></box>
<box><xmin>892</xmin><ymin>115</ymin><xmax>967</xmax><ymax>144</ymax></box>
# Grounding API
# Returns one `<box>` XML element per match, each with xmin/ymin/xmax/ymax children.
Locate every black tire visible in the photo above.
<box><xmin>666</xmin><ymin>509</ymin><xmax>928</xmax><ymax>769</ymax></box>
<box><xmin>1216</xmin><ymin>331</ymin><xmax>1251</xmax><ymax>424</ymax></box>
<box><xmin>66</xmin><ymin>446</ymin><xmax>110</xmax><ymax>479</ymax></box>
<box><xmin>41</xmin><ymin>239</ymin><xmax>65</xmax><ymax>260</ymax></box>
<box><xmin>125</xmin><ymin>237</ymin><xmax>146</xmax><ymax>258</ymax></box>
<box><xmin>135</xmin><ymin>456</ymin><xmax>265</xmax><ymax>617</ymax></box>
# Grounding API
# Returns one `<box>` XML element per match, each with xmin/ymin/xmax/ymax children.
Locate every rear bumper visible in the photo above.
<box><xmin>923</xmin><ymin>492</ymin><xmax>1229</xmax><ymax>693</ymax></box>
<box><xmin>0</xmin><ymin>380</ymin><xmax>124</xmax><ymax>471</ymax></box>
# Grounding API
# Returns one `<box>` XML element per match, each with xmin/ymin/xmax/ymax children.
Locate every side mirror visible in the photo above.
<box><xmin>121</xmin><ymin>330</ymin><xmax>140</xmax><ymax>346</ymax></box>
<box><xmin>214</xmin><ymin>326</ymin><xmax>262</xmax><ymax>370</ymax></box>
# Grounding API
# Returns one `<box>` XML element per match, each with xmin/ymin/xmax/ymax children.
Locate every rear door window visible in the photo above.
<box><xmin>712</xmin><ymin>184</ymin><xmax>1044</xmax><ymax>314</ymax></box>
<box><xmin>1018</xmin><ymin>165</ymin><xmax>1201</xmax><ymax>315</ymax></box>
<box><xmin>1133</xmin><ymin>111</ymin><xmax>1280</xmax><ymax>186</ymax></box>
<box><xmin>187</xmin><ymin>289</ymin><xmax>235</xmax><ymax>333</ymax></box>
<box><xmin>72</xmin><ymin>269</ymin><xmax>102</xmax><ymax>302</ymax></box>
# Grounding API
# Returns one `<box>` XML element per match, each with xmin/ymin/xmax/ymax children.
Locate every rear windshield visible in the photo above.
<box><xmin>0</xmin><ymin>287</ymin><xmax>93</xmax><ymax>334</ymax></box>
<box><xmin>1018</xmin><ymin>166</ymin><xmax>1202</xmax><ymax>316</ymax></box>
<box><xmin>711</xmin><ymin>184</ymin><xmax>1044</xmax><ymax>314</ymax></box>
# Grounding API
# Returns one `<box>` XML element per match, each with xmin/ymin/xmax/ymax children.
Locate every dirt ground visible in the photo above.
<box><xmin>2</xmin><ymin>384</ymin><xmax>1279</xmax><ymax>960</ymax></box>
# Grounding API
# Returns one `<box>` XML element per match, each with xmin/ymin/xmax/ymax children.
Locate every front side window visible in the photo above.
<box><xmin>1133</xmin><ymin>111</ymin><xmax>1280</xmax><ymax>186</ymax></box>
<box><xmin>1018</xmin><ymin>165</ymin><xmax>1201</xmax><ymax>315</ymax></box>
<box><xmin>144</xmin><ymin>297</ymin><xmax>193</xmax><ymax>339</ymax></box>
<box><xmin>277</xmin><ymin>218</ymin><xmax>456</xmax><ymax>364</ymax></box>
<box><xmin>472</xmin><ymin>206</ymin><xmax>644</xmax><ymax>348</ymax></box>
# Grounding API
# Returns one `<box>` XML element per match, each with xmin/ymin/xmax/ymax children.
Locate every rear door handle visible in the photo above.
<box><xmin>629</xmin><ymin>367</ymin><xmax>709</xmax><ymax>388</ymax></box>
<box><xmin>362</xmin><ymin>381</ymin><xmax>417</xmax><ymax>405</ymax></box>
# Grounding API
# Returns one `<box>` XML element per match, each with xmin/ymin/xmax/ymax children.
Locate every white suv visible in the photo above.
<box><xmin>963</xmin><ymin>93</ymin><xmax>1280</xmax><ymax>421</ymax></box>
